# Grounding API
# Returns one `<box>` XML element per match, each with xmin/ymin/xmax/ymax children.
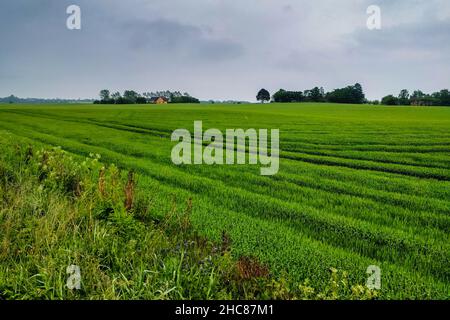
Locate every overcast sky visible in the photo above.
<box><xmin>1</xmin><ymin>0</ymin><xmax>450</xmax><ymax>101</ymax></box>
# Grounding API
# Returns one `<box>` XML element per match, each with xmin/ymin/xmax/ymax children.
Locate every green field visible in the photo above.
<box><xmin>0</xmin><ymin>102</ymin><xmax>449</xmax><ymax>299</ymax></box>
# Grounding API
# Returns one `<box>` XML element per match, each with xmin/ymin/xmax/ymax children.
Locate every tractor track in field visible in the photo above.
<box><xmin>1</xmin><ymin>109</ymin><xmax>450</xmax><ymax>181</ymax></box>
<box><xmin>1</xmin><ymin>125</ymin><xmax>449</xmax><ymax>284</ymax></box>
<box><xmin>1</xmin><ymin>113</ymin><xmax>450</xmax><ymax>211</ymax></box>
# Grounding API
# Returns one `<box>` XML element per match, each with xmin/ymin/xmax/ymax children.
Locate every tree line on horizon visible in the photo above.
<box><xmin>94</xmin><ymin>89</ymin><xmax>200</xmax><ymax>104</ymax></box>
<box><xmin>380</xmin><ymin>89</ymin><xmax>450</xmax><ymax>106</ymax></box>
<box><xmin>3</xmin><ymin>86</ymin><xmax>449</xmax><ymax>107</ymax></box>
<box><xmin>257</xmin><ymin>85</ymin><xmax>450</xmax><ymax>106</ymax></box>
<box><xmin>257</xmin><ymin>83</ymin><xmax>366</xmax><ymax>104</ymax></box>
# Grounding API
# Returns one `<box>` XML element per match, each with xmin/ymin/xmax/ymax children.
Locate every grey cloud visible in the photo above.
<box><xmin>352</xmin><ymin>19</ymin><xmax>450</xmax><ymax>53</ymax></box>
<box><xmin>123</xmin><ymin>19</ymin><xmax>244</xmax><ymax>61</ymax></box>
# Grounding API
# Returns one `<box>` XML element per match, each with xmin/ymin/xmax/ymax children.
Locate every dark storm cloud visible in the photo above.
<box><xmin>0</xmin><ymin>0</ymin><xmax>449</xmax><ymax>100</ymax></box>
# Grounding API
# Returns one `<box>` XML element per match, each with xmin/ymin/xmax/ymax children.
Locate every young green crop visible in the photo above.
<box><xmin>0</xmin><ymin>102</ymin><xmax>449</xmax><ymax>299</ymax></box>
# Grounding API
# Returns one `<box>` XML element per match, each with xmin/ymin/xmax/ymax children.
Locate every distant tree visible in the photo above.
<box><xmin>171</xmin><ymin>96</ymin><xmax>200</xmax><ymax>104</ymax></box>
<box><xmin>110</xmin><ymin>92</ymin><xmax>121</xmax><ymax>104</ymax></box>
<box><xmin>123</xmin><ymin>90</ymin><xmax>139</xmax><ymax>104</ymax></box>
<box><xmin>320</xmin><ymin>87</ymin><xmax>325</xmax><ymax>98</ymax></box>
<box><xmin>99</xmin><ymin>89</ymin><xmax>110</xmax><ymax>101</ymax></box>
<box><xmin>156</xmin><ymin>91</ymin><xmax>172</xmax><ymax>100</ymax></box>
<box><xmin>398</xmin><ymin>89</ymin><xmax>410</xmax><ymax>105</ymax></box>
<box><xmin>142</xmin><ymin>92</ymin><xmax>156</xmax><ymax>100</ymax></box>
<box><xmin>327</xmin><ymin>87</ymin><xmax>349</xmax><ymax>103</ymax></box>
<box><xmin>411</xmin><ymin>90</ymin><xmax>425</xmax><ymax>99</ymax></box>
<box><xmin>136</xmin><ymin>97</ymin><xmax>147</xmax><ymax>104</ymax></box>
<box><xmin>311</xmin><ymin>87</ymin><xmax>321</xmax><ymax>102</ymax></box>
<box><xmin>272</xmin><ymin>89</ymin><xmax>286</xmax><ymax>102</ymax></box>
<box><xmin>115</xmin><ymin>97</ymin><xmax>128</xmax><ymax>104</ymax></box>
<box><xmin>303</xmin><ymin>90</ymin><xmax>311</xmax><ymax>100</ymax></box>
<box><xmin>111</xmin><ymin>92</ymin><xmax>121</xmax><ymax>100</ymax></box>
<box><xmin>431</xmin><ymin>89</ymin><xmax>450</xmax><ymax>106</ymax></box>
<box><xmin>272</xmin><ymin>89</ymin><xmax>303</xmax><ymax>103</ymax></box>
<box><xmin>143</xmin><ymin>90</ymin><xmax>193</xmax><ymax>102</ymax></box>
<box><xmin>410</xmin><ymin>90</ymin><xmax>429</xmax><ymax>106</ymax></box>
<box><xmin>439</xmin><ymin>89</ymin><xmax>450</xmax><ymax>106</ymax></box>
<box><xmin>98</xmin><ymin>89</ymin><xmax>116</xmax><ymax>104</ymax></box>
<box><xmin>381</xmin><ymin>95</ymin><xmax>399</xmax><ymax>105</ymax></box>
<box><xmin>257</xmin><ymin>89</ymin><xmax>271</xmax><ymax>103</ymax></box>
<box><xmin>352</xmin><ymin>83</ymin><xmax>365</xmax><ymax>104</ymax></box>
<box><xmin>305</xmin><ymin>86</ymin><xmax>325</xmax><ymax>102</ymax></box>
<box><xmin>326</xmin><ymin>83</ymin><xmax>365</xmax><ymax>104</ymax></box>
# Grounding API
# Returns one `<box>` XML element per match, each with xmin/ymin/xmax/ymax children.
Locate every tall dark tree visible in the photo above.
<box><xmin>309</xmin><ymin>87</ymin><xmax>324</xmax><ymax>102</ymax></box>
<box><xmin>438</xmin><ymin>89</ymin><xmax>450</xmax><ymax>106</ymax></box>
<box><xmin>256</xmin><ymin>89</ymin><xmax>271</xmax><ymax>103</ymax></box>
<box><xmin>272</xmin><ymin>89</ymin><xmax>303</xmax><ymax>103</ymax></box>
<box><xmin>398</xmin><ymin>89</ymin><xmax>410</xmax><ymax>105</ymax></box>
<box><xmin>352</xmin><ymin>83</ymin><xmax>365</xmax><ymax>104</ymax></box>
<box><xmin>381</xmin><ymin>95</ymin><xmax>399</xmax><ymax>105</ymax></box>
<box><xmin>135</xmin><ymin>96</ymin><xmax>147</xmax><ymax>104</ymax></box>
<box><xmin>411</xmin><ymin>90</ymin><xmax>425</xmax><ymax>100</ymax></box>
<box><xmin>273</xmin><ymin>89</ymin><xmax>287</xmax><ymax>102</ymax></box>
<box><xmin>123</xmin><ymin>90</ymin><xmax>139</xmax><ymax>103</ymax></box>
<box><xmin>410</xmin><ymin>90</ymin><xmax>426</xmax><ymax>106</ymax></box>
<box><xmin>171</xmin><ymin>96</ymin><xmax>200</xmax><ymax>104</ymax></box>
<box><xmin>111</xmin><ymin>92</ymin><xmax>121</xmax><ymax>100</ymax></box>
<box><xmin>99</xmin><ymin>89</ymin><xmax>110</xmax><ymax>101</ymax></box>
<box><xmin>327</xmin><ymin>83</ymin><xmax>365</xmax><ymax>104</ymax></box>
